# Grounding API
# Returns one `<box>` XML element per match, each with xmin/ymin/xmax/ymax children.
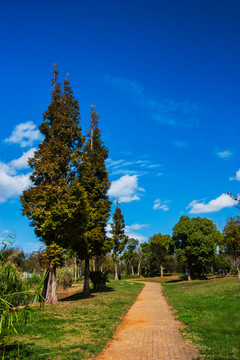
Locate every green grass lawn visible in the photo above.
<box><xmin>0</xmin><ymin>280</ymin><xmax>143</xmax><ymax>360</ymax></box>
<box><xmin>159</xmin><ymin>276</ymin><xmax>240</xmax><ymax>360</ymax></box>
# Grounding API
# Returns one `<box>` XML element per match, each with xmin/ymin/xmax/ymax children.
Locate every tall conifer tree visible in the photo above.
<box><xmin>21</xmin><ymin>68</ymin><xmax>88</xmax><ymax>304</ymax></box>
<box><xmin>110</xmin><ymin>203</ymin><xmax>127</xmax><ymax>280</ymax></box>
<box><xmin>80</xmin><ymin>105</ymin><xmax>111</xmax><ymax>295</ymax></box>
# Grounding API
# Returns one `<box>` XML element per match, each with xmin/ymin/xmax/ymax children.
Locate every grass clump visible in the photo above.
<box><xmin>1</xmin><ymin>280</ymin><xmax>143</xmax><ymax>359</ymax></box>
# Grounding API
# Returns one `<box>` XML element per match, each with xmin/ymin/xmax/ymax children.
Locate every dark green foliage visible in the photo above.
<box><xmin>172</xmin><ymin>216</ymin><xmax>220</xmax><ymax>280</ymax></box>
<box><xmin>121</xmin><ymin>238</ymin><xmax>139</xmax><ymax>275</ymax></box>
<box><xmin>21</xmin><ymin>69</ymin><xmax>88</xmax><ymax>251</ymax></box>
<box><xmin>222</xmin><ymin>216</ymin><xmax>240</xmax><ymax>278</ymax></box>
<box><xmin>213</xmin><ymin>253</ymin><xmax>231</xmax><ymax>276</ymax></box>
<box><xmin>90</xmin><ymin>271</ymin><xmax>109</xmax><ymax>291</ymax></box>
<box><xmin>110</xmin><ymin>206</ymin><xmax>127</xmax><ymax>260</ymax></box>
<box><xmin>79</xmin><ymin>106</ymin><xmax>111</xmax><ymax>258</ymax></box>
<box><xmin>149</xmin><ymin>233</ymin><xmax>171</xmax><ymax>276</ymax></box>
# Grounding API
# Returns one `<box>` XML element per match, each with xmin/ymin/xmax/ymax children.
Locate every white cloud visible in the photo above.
<box><xmin>216</xmin><ymin>150</ymin><xmax>233</xmax><ymax>159</ymax></box>
<box><xmin>229</xmin><ymin>169</ymin><xmax>240</xmax><ymax>181</ymax></box>
<box><xmin>148</xmin><ymin>164</ymin><xmax>161</xmax><ymax>168</ymax></box>
<box><xmin>125</xmin><ymin>229</ymin><xmax>148</xmax><ymax>242</ymax></box>
<box><xmin>108</xmin><ymin>174</ymin><xmax>144</xmax><ymax>203</ymax></box>
<box><xmin>153</xmin><ymin>199</ymin><xmax>170</xmax><ymax>211</ymax></box>
<box><xmin>0</xmin><ymin>162</ymin><xmax>31</xmax><ymax>203</ymax></box>
<box><xmin>187</xmin><ymin>193</ymin><xmax>237</xmax><ymax>214</ymax></box>
<box><xmin>126</xmin><ymin>223</ymin><xmax>149</xmax><ymax>230</ymax></box>
<box><xmin>4</xmin><ymin>121</ymin><xmax>42</xmax><ymax>147</ymax></box>
<box><xmin>10</xmin><ymin>148</ymin><xmax>36</xmax><ymax>169</ymax></box>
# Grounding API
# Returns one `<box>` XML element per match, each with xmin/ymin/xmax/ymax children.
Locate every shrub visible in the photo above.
<box><xmin>23</xmin><ymin>273</ymin><xmax>42</xmax><ymax>288</ymax></box>
<box><xmin>90</xmin><ymin>271</ymin><xmax>109</xmax><ymax>291</ymax></box>
<box><xmin>57</xmin><ymin>268</ymin><xmax>73</xmax><ymax>290</ymax></box>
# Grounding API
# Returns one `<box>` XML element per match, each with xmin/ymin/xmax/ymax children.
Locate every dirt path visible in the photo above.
<box><xmin>95</xmin><ymin>282</ymin><xmax>200</xmax><ymax>360</ymax></box>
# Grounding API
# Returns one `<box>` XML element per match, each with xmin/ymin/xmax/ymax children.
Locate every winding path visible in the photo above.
<box><xmin>96</xmin><ymin>282</ymin><xmax>200</xmax><ymax>360</ymax></box>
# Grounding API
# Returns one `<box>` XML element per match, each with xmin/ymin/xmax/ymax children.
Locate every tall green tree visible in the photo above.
<box><xmin>80</xmin><ymin>105</ymin><xmax>111</xmax><ymax>295</ymax></box>
<box><xmin>149</xmin><ymin>233</ymin><xmax>171</xmax><ymax>278</ymax></box>
<box><xmin>223</xmin><ymin>216</ymin><xmax>240</xmax><ymax>278</ymax></box>
<box><xmin>122</xmin><ymin>238</ymin><xmax>139</xmax><ymax>275</ymax></box>
<box><xmin>172</xmin><ymin>216</ymin><xmax>220</xmax><ymax>281</ymax></box>
<box><xmin>21</xmin><ymin>68</ymin><xmax>88</xmax><ymax>304</ymax></box>
<box><xmin>110</xmin><ymin>204</ymin><xmax>127</xmax><ymax>280</ymax></box>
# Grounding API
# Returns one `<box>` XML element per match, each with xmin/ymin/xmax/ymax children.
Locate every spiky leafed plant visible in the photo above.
<box><xmin>0</xmin><ymin>236</ymin><xmax>30</xmax><ymax>335</ymax></box>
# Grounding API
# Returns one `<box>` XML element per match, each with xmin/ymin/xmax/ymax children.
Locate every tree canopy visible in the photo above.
<box><xmin>172</xmin><ymin>216</ymin><xmax>220</xmax><ymax>280</ymax></box>
<box><xmin>223</xmin><ymin>216</ymin><xmax>240</xmax><ymax>278</ymax></box>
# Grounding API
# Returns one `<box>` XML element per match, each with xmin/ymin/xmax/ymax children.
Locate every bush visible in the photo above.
<box><xmin>57</xmin><ymin>268</ymin><xmax>73</xmax><ymax>290</ymax></box>
<box><xmin>230</xmin><ymin>267</ymin><xmax>238</xmax><ymax>276</ymax></box>
<box><xmin>90</xmin><ymin>271</ymin><xmax>109</xmax><ymax>291</ymax></box>
<box><xmin>22</xmin><ymin>273</ymin><xmax>42</xmax><ymax>288</ymax></box>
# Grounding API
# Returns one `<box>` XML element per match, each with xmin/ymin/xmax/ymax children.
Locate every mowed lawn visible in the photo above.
<box><xmin>1</xmin><ymin>280</ymin><xmax>143</xmax><ymax>360</ymax></box>
<box><xmin>160</xmin><ymin>276</ymin><xmax>240</xmax><ymax>360</ymax></box>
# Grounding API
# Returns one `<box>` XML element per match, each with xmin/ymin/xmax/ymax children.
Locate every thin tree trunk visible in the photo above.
<box><xmin>137</xmin><ymin>259</ymin><xmax>141</xmax><ymax>276</ymax></box>
<box><xmin>131</xmin><ymin>265</ymin><xmax>134</xmax><ymax>275</ymax></box>
<box><xmin>160</xmin><ymin>264</ymin><xmax>164</xmax><ymax>278</ymax></box>
<box><xmin>237</xmin><ymin>266</ymin><xmax>240</xmax><ymax>279</ymax></box>
<box><xmin>92</xmin><ymin>258</ymin><xmax>96</xmax><ymax>271</ymax></box>
<box><xmin>188</xmin><ymin>265</ymin><xmax>192</xmax><ymax>282</ymax></box>
<box><xmin>83</xmin><ymin>258</ymin><xmax>90</xmax><ymax>295</ymax></box>
<box><xmin>41</xmin><ymin>270</ymin><xmax>49</xmax><ymax>301</ymax></box>
<box><xmin>45</xmin><ymin>267</ymin><xmax>58</xmax><ymax>304</ymax></box>
<box><xmin>114</xmin><ymin>260</ymin><xmax>118</xmax><ymax>280</ymax></box>
<box><xmin>74</xmin><ymin>255</ymin><xmax>77</xmax><ymax>282</ymax></box>
<box><xmin>100</xmin><ymin>263</ymin><xmax>103</xmax><ymax>272</ymax></box>
<box><xmin>79</xmin><ymin>259</ymin><xmax>82</xmax><ymax>280</ymax></box>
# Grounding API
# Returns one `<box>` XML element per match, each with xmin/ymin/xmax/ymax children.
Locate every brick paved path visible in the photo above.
<box><xmin>96</xmin><ymin>282</ymin><xmax>200</xmax><ymax>360</ymax></box>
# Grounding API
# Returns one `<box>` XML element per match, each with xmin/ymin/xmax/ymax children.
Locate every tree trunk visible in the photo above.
<box><xmin>45</xmin><ymin>267</ymin><xmax>58</xmax><ymax>304</ymax></box>
<box><xmin>114</xmin><ymin>260</ymin><xmax>118</xmax><ymax>280</ymax></box>
<box><xmin>92</xmin><ymin>258</ymin><xmax>96</xmax><ymax>271</ymax></box>
<box><xmin>41</xmin><ymin>270</ymin><xmax>49</xmax><ymax>301</ymax></box>
<box><xmin>137</xmin><ymin>259</ymin><xmax>142</xmax><ymax>276</ymax></box>
<box><xmin>237</xmin><ymin>266</ymin><xmax>240</xmax><ymax>279</ymax></box>
<box><xmin>74</xmin><ymin>255</ymin><xmax>77</xmax><ymax>282</ymax></box>
<box><xmin>188</xmin><ymin>265</ymin><xmax>192</xmax><ymax>282</ymax></box>
<box><xmin>79</xmin><ymin>259</ymin><xmax>82</xmax><ymax>280</ymax></box>
<box><xmin>100</xmin><ymin>263</ymin><xmax>103</xmax><ymax>272</ymax></box>
<box><xmin>160</xmin><ymin>264</ymin><xmax>164</xmax><ymax>278</ymax></box>
<box><xmin>83</xmin><ymin>258</ymin><xmax>90</xmax><ymax>295</ymax></box>
<box><xmin>131</xmin><ymin>265</ymin><xmax>134</xmax><ymax>275</ymax></box>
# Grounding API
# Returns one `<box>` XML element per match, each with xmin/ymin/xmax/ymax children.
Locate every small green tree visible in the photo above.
<box><xmin>172</xmin><ymin>216</ymin><xmax>220</xmax><ymax>281</ymax></box>
<box><xmin>110</xmin><ymin>204</ymin><xmax>127</xmax><ymax>280</ymax></box>
<box><xmin>122</xmin><ymin>238</ymin><xmax>139</xmax><ymax>275</ymax></box>
<box><xmin>223</xmin><ymin>216</ymin><xmax>240</xmax><ymax>279</ymax></box>
<box><xmin>149</xmin><ymin>233</ymin><xmax>171</xmax><ymax>277</ymax></box>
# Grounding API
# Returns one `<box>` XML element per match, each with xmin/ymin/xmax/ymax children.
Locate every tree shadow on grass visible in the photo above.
<box><xmin>165</xmin><ymin>276</ymin><xmax>187</xmax><ymax>283</ymax></box>
<box><xmin>91</xmin><ymin>285</ymin><xmax>114</xmax><ymax>294</ymax></box>
<box><xmin>0</xmin><ymin>342</ymin><xmax>51</xmax><ymax>360</ymax></box>
<box><xmin>60</xmin><ymin>285</ymin><xmax>114</xmax><ymax>302</ymax></box>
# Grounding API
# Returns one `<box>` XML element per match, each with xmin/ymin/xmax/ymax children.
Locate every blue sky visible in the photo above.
<box><xmin>0</xmin><ymin>0</ymin><xmax>239</xmax><ymax>251</ymax></box>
